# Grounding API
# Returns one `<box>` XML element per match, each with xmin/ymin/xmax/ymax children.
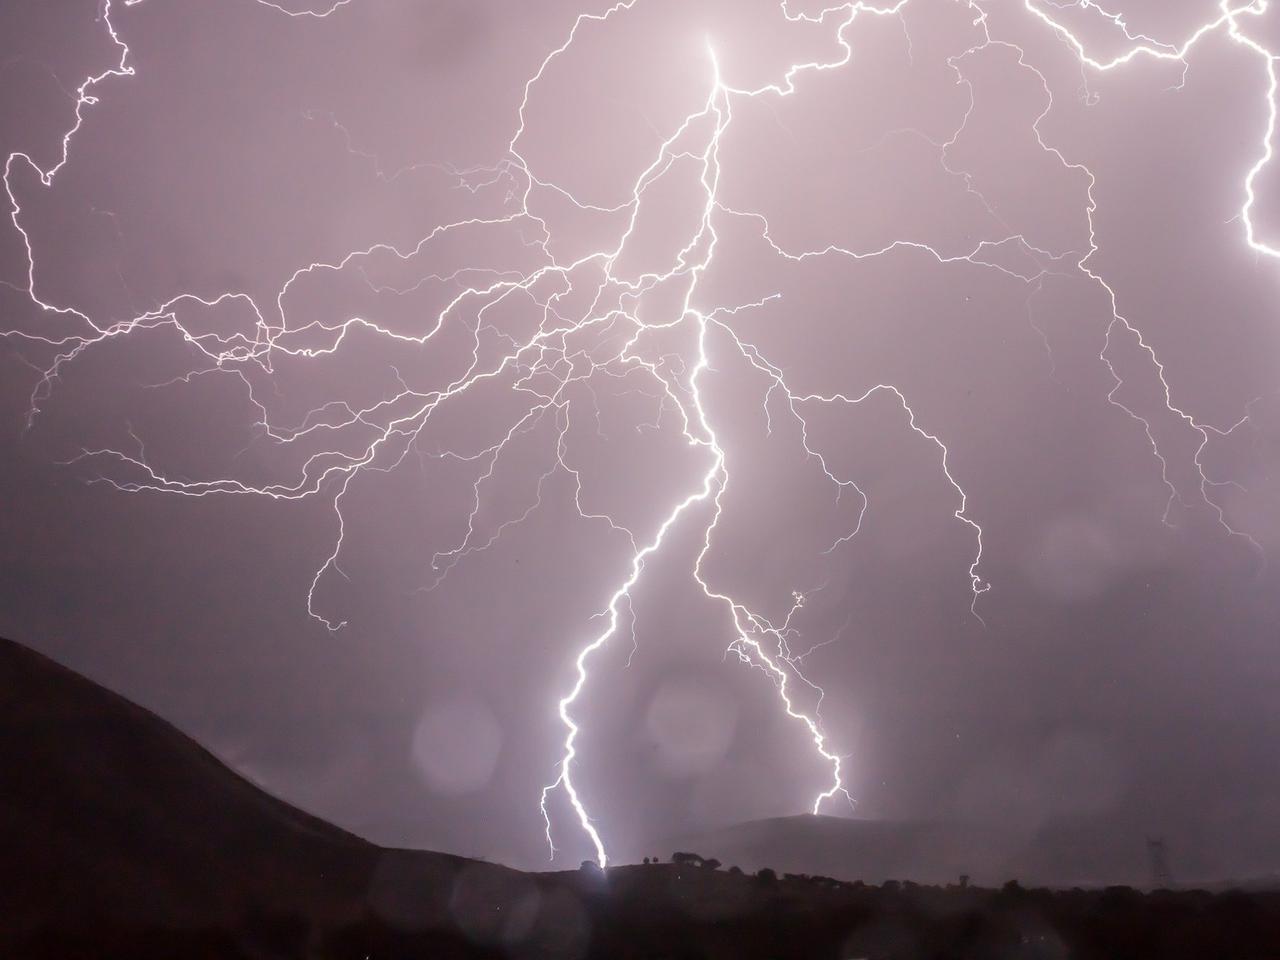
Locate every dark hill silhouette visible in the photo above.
<box><xmin>0</xmin><ymin>635</ymin><xmax>521</xmax><ymax>953</ymax></box>
<box><xmin>0</xmin><ymin>635</ymin><xmax>378</xmax><ymax>925</ymax></box>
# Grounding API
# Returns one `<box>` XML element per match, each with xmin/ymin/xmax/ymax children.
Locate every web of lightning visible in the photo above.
<box><xmin>3</xmin><ymin>0</ymin><xmax>1276</xmax><ymax>868</ymax></box>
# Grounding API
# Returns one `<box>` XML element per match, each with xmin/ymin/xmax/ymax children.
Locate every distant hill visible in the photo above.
<box><xmin>661</xmin><ymin>815</ymin><xmax>988</xmax><ymax>886</ymax></box>
<box><xmin>660</xmin><ymin>812</ymin><xmax>1155</xmax><ymax>889</ymax></box>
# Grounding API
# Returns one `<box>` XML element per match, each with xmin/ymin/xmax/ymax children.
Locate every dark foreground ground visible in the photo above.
<box><xmin>4</xmin><ymin>635</ymin><xmax>1279</xmax><ymax>959</ymax></box>
<box><xmin>13</xmin><ymin>868</ymin><xmax>1280</xmax><ymax>960</ymax></box>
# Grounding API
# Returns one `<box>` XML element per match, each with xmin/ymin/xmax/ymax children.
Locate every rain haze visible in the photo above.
<box><xmin>2</xmin><ymin>0</ymin><xmax>1280</xmax><ymax>884</ymax></box>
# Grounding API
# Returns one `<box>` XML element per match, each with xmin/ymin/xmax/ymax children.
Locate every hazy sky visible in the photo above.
<box><xmin>2</xmin><ymin>0</ymin><xmax>1279</xmax><ymax>877</ymax></box>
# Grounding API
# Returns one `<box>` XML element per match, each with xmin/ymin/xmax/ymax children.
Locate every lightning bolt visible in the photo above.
<box><xmin>3</xmin><ymin>0</ymin><xmax>1276</xmax><ymax>870</ymax></box>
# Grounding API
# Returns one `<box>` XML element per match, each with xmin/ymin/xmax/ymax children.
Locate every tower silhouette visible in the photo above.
<box><xmin>1146</xmin><ymin>837</ymin><xmax>1173</xmax><ymax>888</ymax></box>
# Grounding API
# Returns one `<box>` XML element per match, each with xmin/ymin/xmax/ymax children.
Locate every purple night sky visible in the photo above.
<box><xmin>2</xmin><ymin>0</ymin><xmax>1279</xmax><ymax>876</ymax></box>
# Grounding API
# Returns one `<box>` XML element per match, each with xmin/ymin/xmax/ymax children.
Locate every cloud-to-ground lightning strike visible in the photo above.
<box><xmin>3</xmin><ymin>0</ymin><xmax>1277</xmax><ymax>867</ymax></box>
